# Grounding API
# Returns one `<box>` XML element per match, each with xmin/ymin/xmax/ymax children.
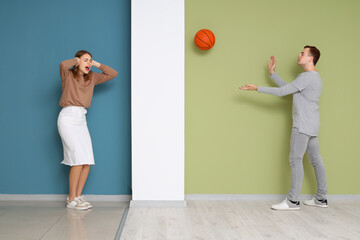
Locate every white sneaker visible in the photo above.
<box><xmin>66</xmin><ymin>197</ymin><xmax>90</xmax><ymax>210</ymax></box>
<box><xmin>78</xmin><ymin>195</ymin><xmax>93</xmax><ymax>209</ymax></box>
<box><xmin>303</xmin><ymin>198</ymin><xmax>328</xmax><ymax>208</ymax></box>
<box><xmin>271</xmin><ymin>198</ymin><xmax>300</xmax><ymax>211</ymax></box>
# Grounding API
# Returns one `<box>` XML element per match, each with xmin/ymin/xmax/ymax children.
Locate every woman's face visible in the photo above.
<box><xmin>78</xmin><ymin>53</ymin><xmax>92</xmax><ymax>74</ymax></box>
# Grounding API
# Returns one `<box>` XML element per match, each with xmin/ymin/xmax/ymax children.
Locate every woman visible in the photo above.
<box><xmin>58</xmin><ymin>50</ymin><xmax>118</xmax><ymax>210</ymax></box>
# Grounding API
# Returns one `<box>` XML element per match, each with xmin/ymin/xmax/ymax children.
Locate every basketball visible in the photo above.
<box><xmin>194</xmin><ymin>29</ymin><xmax>215</xmax><ymax>50</ymax></box>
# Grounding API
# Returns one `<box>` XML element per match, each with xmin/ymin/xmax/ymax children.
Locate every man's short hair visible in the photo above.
<box><xmin>304</xmin><ymin>45</ymin><xmax>320</xmax><ymax>66</ymax></box>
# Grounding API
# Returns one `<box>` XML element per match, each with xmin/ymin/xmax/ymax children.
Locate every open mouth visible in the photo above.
<box><xmin>85</xmin><ymin>66</ymin><xmax>91</xmax><ymax>71</ymax></box>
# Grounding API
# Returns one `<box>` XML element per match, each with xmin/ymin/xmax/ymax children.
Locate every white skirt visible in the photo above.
<box><xmin>57</xmin><ymin>106</ymin><xmax>95</xmax><ymax>166</ymax></box>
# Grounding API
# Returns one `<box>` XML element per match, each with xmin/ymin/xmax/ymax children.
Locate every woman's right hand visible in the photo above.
<box><xmin>74</xmin><ymin>57</ymin><xmax>80</xmax><ymax>67</ymax></box>
<box><xmin>266</xmin><ymin>56</ymin><xmax>276</xmax><ymax>75</ymax></box>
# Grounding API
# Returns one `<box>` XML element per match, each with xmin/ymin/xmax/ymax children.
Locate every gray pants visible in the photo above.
<box><xmin>288</xmin><ymin>128</ymin><xmax>327</xmax><ymax>202</ymax></box>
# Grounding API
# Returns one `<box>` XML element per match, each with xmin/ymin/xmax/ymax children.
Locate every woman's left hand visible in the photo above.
<box><xmin>239</xmin><ymin>84</ymin><xmax>258</xmax><ymax>91</ymax></box>
<box><xmin>91</xmin><ymin>60</ymin><xmax>101</xmax><ymax>68</ymax></box>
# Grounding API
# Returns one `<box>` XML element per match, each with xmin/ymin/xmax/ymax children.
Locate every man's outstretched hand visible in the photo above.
<box><xmin>239</xmin><ymin>84</ymin><xmax>258</xmax><ymax>91</ymax></box>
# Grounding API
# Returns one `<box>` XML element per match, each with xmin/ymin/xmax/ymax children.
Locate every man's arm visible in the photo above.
<box><xmin>239</xmin><ymin>73</ymin><xmax>310</xmax><ymax>97</ymax></box>
<box><xmin>270</xmin><ymin>73</ymin><xmax>287</xmax><ymax>87</ymax></box>
<box><xmin>257</xmin><ymin>74</ymin><xmax>310</xmax><ymax>97</ymax></box>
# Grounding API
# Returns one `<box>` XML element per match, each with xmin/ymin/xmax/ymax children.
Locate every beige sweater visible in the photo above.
<box><xmin>59</xmin><ymin>59</ymin><xmax>118</xmax><ymax>108</ymax></box>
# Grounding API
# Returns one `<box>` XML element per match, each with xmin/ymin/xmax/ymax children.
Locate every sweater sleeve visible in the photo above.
<box><xmin>59</xmin><ymin>59</ymin><xmax>77</xmax><ymax>82</ymax></box>
<box><xmin>270</xmin><ymin>72</ymin><xmax>287</xmax><ymax>87</ymax></box>
<box><xmin>92</xmin><ymin>64</ymin><xmax>118</xmax><ymax>85</ymax></box>
<box><xmin>257</xmin><ymin>73</ymin><xmax>311</xmax><ymax>97</ymax></box>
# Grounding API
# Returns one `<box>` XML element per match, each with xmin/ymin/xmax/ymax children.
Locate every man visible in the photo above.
<box><xmin>240</xmin><ymin>46</ymin><xmax>328</xmax><ymax>211</ymax></box>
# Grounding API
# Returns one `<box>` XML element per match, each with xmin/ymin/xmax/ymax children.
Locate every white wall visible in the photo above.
<box><xmin>131</xmin><ymin>0</ymin><xmax>184</xmax><ymax>206</ymax></box>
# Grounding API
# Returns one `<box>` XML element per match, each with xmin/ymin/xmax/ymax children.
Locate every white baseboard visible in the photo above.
<box><xmin>185</xmin><ymin>194</ymin><xmax>287</xmax><ymax>201</ymax></box>
<box><xmin>0</xmin><ymin>194</ymin><xmax>132</xmax><ymax>201</ymax></box>
<box><xmin>185</xmin><ymin>194</ymin><xmax>360</xmax><ymax>201</ymax></box>
<box><xmin>130</xmin><ymin>200</ymin><xmax>187</xmax><ymax>208</ymax></box>
<box><xmin>84</xmin><ymin>195</ymin><xmax>132</xmax><ymax>201</ymax></box>
<box><xmin>326</xmin><ymin>195</ymin><xmax>360</xmax><ymax>201</ymax></box>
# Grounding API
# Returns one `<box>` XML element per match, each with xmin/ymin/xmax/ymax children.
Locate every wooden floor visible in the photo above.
<box><xmin>0</xmin><ymin>201</ymin><xmax>128</xmax><ymax>240</ymax></box>
<box><xmin>120</xmin><ymin>200</ymin><xmax>360</xmax><ymax>240</ymax></box>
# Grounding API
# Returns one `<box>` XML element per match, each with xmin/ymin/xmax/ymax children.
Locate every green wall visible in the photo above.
<box><xmin>185</xmin><ymin>0</ymin><xmax>360</xmax><ymax>194</ymax></box>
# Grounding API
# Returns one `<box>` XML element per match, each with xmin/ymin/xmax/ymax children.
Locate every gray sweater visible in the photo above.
<box><xmin>257</xmin><ymin>71</ymin><xmax>322</xmax><ymax>136</ymax></box>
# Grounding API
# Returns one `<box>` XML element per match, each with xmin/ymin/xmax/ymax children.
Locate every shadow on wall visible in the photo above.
<box><xmin>93</xmin><ymin>81</ymin><xmax>113</xmax><ymax>97</ymax></box>
<box><xmin>192</xmin><ymin>37</ymin><xmax>212</xmax><ymax>56</ymax></box>
<box><xmin>52</xmin><ymin>79</ymin><xmax>69</xmax><ymax>193</ymax></box>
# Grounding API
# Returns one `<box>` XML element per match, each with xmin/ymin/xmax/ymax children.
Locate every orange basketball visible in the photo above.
<box><xmin>194</xmin><ymin>29</ymin><xmax>216</xmax><ymax>50</ymax></box>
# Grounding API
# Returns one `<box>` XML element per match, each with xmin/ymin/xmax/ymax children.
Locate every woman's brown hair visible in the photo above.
<box><xmin>71</xmin><ymin>50</ymin><xmax>93</xmax><ymax>81</ymax></box>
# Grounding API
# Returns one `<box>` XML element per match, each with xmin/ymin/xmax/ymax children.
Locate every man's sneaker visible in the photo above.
<box><xmin>303</xmin><ymin>198</ymin><xmax>328</xmax><ymax>208</ymax></box>
<box><xmin>78</xmin><ymin>195</ymin><xmax>93</xmax><ymax>209</ymax></box>
<box><xmin>66</xmin><ymin>197</ymin><xmax>89</xmax><ymax>210</ymax></box>
<box><xmin>271</xmin><ymin>198</ymin><xmax>300</xmax><ymax>211</ymax></box>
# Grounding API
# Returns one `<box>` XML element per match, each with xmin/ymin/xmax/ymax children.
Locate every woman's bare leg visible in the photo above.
<box><xmin>69</xmin><ymin>165</ymin><xmax>84</xmax><ymax>201</ymax></box>
<box><xmin>76</xmin><ymin>165</ymin><xmax>90</xmax><ymax>197</ymax></box>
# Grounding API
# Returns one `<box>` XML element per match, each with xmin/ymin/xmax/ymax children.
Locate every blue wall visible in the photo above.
<box><xmin>0</xmin><ymin>0</ymin><xmax>131</xmax><ymax>194</ymax></box>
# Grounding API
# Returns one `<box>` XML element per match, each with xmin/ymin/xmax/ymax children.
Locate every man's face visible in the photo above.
<box><xmin>297</xmin><ymin>48</ymin><xmax>313</xmax><ymax>66</ymax></box>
